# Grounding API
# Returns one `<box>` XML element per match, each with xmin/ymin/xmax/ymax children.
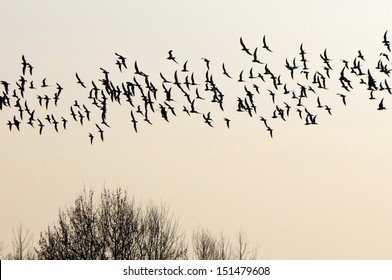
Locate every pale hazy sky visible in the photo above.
<box><xmin>2</xmin><ymin>0</ymin><xmax>392</xmax><ymax>259</ymax></box>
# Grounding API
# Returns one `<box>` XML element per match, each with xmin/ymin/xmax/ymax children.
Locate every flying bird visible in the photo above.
<box><xmin>88</xmin><ymin>133</ymin><xmax>94</xmax><ymax>145</ymax></box>
<box><xmin>222</xmin><ymin>63</ymin><xmax>232</xmax><ymax>78</ymax></box>
<box><xmin>41</xmin><ymin>78</ymin><xmax>49</xmax><ymax>88</ymax></box>
<box><xmin>224</xmin><ymin>118</ymin><xmax>231</xmax><ymax>129</ymax></box>
<box><xmin>203</xmin><ymin>112</ymin><xmax>213</xmax><ymax>127</ymax></box>
<box><xmin>167</xmin><ymin>50</ymin><xmax>178</xmax><ymax>64</ymax></box>
<box><xmin>130</xmin><ymin>110</ymin><xmax>138</xmax><ymax>133</ymax></box>
<box><xmin>240</xmin><ymin>37</ymin><xmax>252</xmax><ymax>55</ymax></box>
<box><xmin>96</xmin><ymin>124</ymin><xmax>104</xmax><ymax>141</ymax></box>
<box><xmin>383</xmin><ymin>31</ymin><xmax>391</xmax><ymax>52</ymax></box>
<box><xmin>378</xmin><ymin>98</ymin><xmax>386</xmax><ymax>110</ymax></box>
<box><xmin>262</xmin><ymin>35</ymin><xmax>273</xmax><ymax>52</ymax></box>
<box><xmin>75</xmin><ymin>73</ymin><xmax>86</xmax><ymax>88</ymax></box>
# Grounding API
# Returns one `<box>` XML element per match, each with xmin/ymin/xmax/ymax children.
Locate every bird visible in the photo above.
<box><xmin>130</xmin><ymin>110</ymin><xmax>138</xmax><ymax>133</ymax></box>
<box><xmin>52</xmin><ymin>115</ymin><xmax>59</xmax><ymax>132</ymax></box>
<box><xmin>262</xmin><ymin>35</ymin><xmax>273</xmax><ymax>52</ymax></box>
<box><xmin>78</xmin><ymin>111</ymin><xmax>85</xmax><ymax>125</ymax></box>
<box><xmin>160</xmin><ymin>72</ymin><xmax>170</xmax><ymax>83</ymax></box>
<box><xmin>317</xmin><ymin>96</ymin><xmax>323</xmax><ymax>108</ymax></box>
<box><xmin>378</xmin><ymin>98</ymin><xmax>386</xmax><ymax>110</ymax></box>
<box><xmin>0</xmin><ymin>81</ymin><xmax>10</xmax><ymax>94</ymax></box>
<box><xmin>201</xmin><ymin>58</ymin><xmax>210</xmax><ymax>70</ymax></box>
<box><xmin>21</xmin><ymin>55</ymin><xmax>28</xmax><ymax>76</ymax></box>
<box><xmin>222</xmin><ymin>63</ymin><xmax>232</xmax><ymax>78</ymax></box>
<box><xmin>167</xmin><ymin>50</ymin><xmax>178</xmax><ymax>64</ymax></box>
<box><xmin>195</xmin><ymin>88</ymin><xmax>204</xmax><ymax>100</ymax></box>
<box><xmin>70</xmin><ymin>106</ymin><xmax>77</xmax><ymax>121</ymax></box>
<box><xmin>285</xmin><ymin>58</ymin><xmax>298</xmax><ymax>79</ymax></box>
<box><xmin>159</xmin><ymin>104</ymin><xmax>169</xmax><ymax>122</ymax></box>
<box><xmin>190</xmin><ymin>99</ymin><xmax>200</xmax><ymax>114</ymax></box>
<box><xmin>266</xmin><ymin>126</ymin><xmax>273</xmax><ymax>138</ymax></box>
<box><xmin>240</xmin><ymin>37</ymin><xmax>252</xmax><ymax>55</ymax></box>
<box><xmin>38</xmin><ymin>119</ymin><xmax>44</xmax><ymax>135</ymax></box>
<box><xmin>44</xmin><ymin>95</ymin><xmax>50</xmax><ymax>109</ymax></box>
<box><xmin>88</xmin><ymin>133</ymin><xmax>94</xmax><ymax>145</ymax></box>
<box><xmin>41</xmin><ymin>78</ymin><xmax>49</xmax><ymax>88</ymax></box>
<box><xmin>238</xmin><ymin>70</ymin><xmax>245</xmax><ymax>82</ymax></box>
<box><xmin>181</xmin><ymin>60</ymin><xmax>189</xmax><ymax>72</ymax></box>
<box><xmin>61</xmin><ymin>117</ymin><xmax>68</xmax><ymax>129</ymax></box>
<box><xmin>95</xmin><ymin>124</ymin><xmax>104</xmax><ymax>141</ymax></box>
<box><xmin>252</xmin><ymin>48</ymin><xmax>262</xmax><ymax>64</ymax></box>
<box><xmin>383</xmin><ymin>31</ymin><xmax>391</xmax><ymax>52</ymax></box>
<box><xmin>115</xmin><ymin>60</ymin><xmax>123</xmax><ymax>72</ymax></box>
<box><xmin>224</xmin><ymin>118</ymin><xmax>231</xmax><ymax>129</ymax></box>
<box><xmin>183</xmin><ymin>106</ymin><xmax>190</xmax><ymax>116</ymax></box>
<box><xmin>12</xmin><ymin>116</ymin><xmax>20</xmax><ymax>131</ymax></box>
<box><xmin>7</xmin><ymin>121</ymin><xmax>13</xmax><ymax>131</ymax></box>
<box><xmin>203</xmin><ymin>112</ymin><xmax>213</xmax><ymax>127</ymax></box>
<box><xmin>325</xmin><ymin>105</ymin><xmax>332</xmax><ymax>115</ymax></box>
<box><xmin>83</xmin><ymin>105</ymin><xmax>91</xmax><ymax>121</ymax></box>
<box><xmin>320</xmin><ymin>49</ymin><xmax>332</xmax><ymax>69</ymax></box>
<box><xmin>75</xmin><ymin>73</ymin><xmax>86</xmax><ymax>88</ymax></box>
<box><xmin>337</xmin><ymin>93</ymin><xmax>347</xmax><ymax>106</ymax></box>
<box><xmin>115</xmin><ymin>52</ymin><xmax>127</xmax><ymax>69</ymax></box>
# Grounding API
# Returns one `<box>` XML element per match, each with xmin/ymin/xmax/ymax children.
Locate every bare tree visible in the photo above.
<box><xmin>232</xmin><ymin>229</ymin><xmax>258</xmax><ymax>260</ymax></box>
<box><xmin>36</xmin><ymin>188</ymin><xmax>187</xmax><ymax>260</ymax></box>
<box><xmin>192</xmin><ymin>227</ymin><xmax>257</xmax><ymax>260</ymax></box>
<box><xmin>8</xmin><ymin>224</ymin><xmax>35</xmax><ymax>260</ymax></box>
<box><xmin>98</xmin><ymin>188</ymin><xmax>143</xmax><ymax>259</ymax></box>
<box><xmin>192</xmin><ymin>227</ymin><xmax>220</xmax><ymax>260</ymax></box>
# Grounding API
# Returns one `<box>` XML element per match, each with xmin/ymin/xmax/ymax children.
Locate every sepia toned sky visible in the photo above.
<box><xmin>2</xmin><ymin>0</ymin><xmax>392</xmax><ymax>259</ymax></box>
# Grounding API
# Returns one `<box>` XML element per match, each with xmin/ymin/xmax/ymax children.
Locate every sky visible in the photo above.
<box><xmin>1</xmin><ymin>0</ymin><xmax>392</xmax><ymax>259</ymax></box>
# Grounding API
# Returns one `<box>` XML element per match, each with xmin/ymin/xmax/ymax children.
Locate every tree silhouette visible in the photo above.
<box><xmin>7</xmin><ymin>224</ymin><xmax>35</xmax><ymax>260</ymax></box>
<box><xmin>35</xmin><ymin>187</ymin><xmax>257</xmax><ymax>260</ymax></box>
<box><xmin>35</xmin><ymin>188</ymin><xmax>187</xmax><ymax>260</ymax></box>
<box><xmin>192</xmin><ymin>227</ymin><xmax>257</xmax><ymax>260</ymax></box>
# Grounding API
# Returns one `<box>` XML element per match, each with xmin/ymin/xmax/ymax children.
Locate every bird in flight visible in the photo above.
<box><xmin>378</xmin><ymin>98</ymin><xmax>386</xmax><ymax>110</ymax></box>
<box><xmin>240</xmin><ymin>37</ymin><xmax>252</xmax><ymax>55</ymax></box>
<box><xmin>167</xmin><ymin>50</ymin><xmax>178</xmax><ymax>64</ymax></box>
<box><xmin>262</xmin><ymin>35</ymin><xmax>273</xmax><ymax>52</ymax></box>
<box><xmin>75</xmin><ymin>73</ymin><xmax>86</xmax><ymax>88</ymax></box>
<box><xmin>41</xmin><ymin>78</ymin><xmax>49</xmax><ymax>88</ymax></box>
<box><xmin>383</xmin><ymin>31</ymin><xmax>391</xmax><ymax>52</ymax></box>
<box><xmin>88</xmin><ymin>133</ymin><xmax>94</xmax><ymax>145</ymax></box>
<box><xmin>130</xmin><ymin>110</ymin><xmax>138</xmax><ymax>133</ymax></box>
<box><xmin>203</xmin><ymin>112</ymin><xmax>213</xmax><ymax>127</ymax></box>
<box><xmin>224</xmin><ymin>118</ymin><xmax>231</xmax><ymax>129</ymax></box>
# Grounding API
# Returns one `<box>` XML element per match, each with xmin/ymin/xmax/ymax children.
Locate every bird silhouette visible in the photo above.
<box><xmin>378</xmin><ymin>98</ymin><xmax>386</xmax><ymax>110</ymax></box>
<box><xmin>130</xmin><ymin>110</ymin><xmax>138</xmax><ymax>133</ymax></box>
<box><xmin>95</xmin><ymin>124</ymin><xmax>104</xmax><ymax>141</ymax></box>
<box><xmin>240</xmin><ymin>37</ymin><xmax>252</xmax><ymax>55</ymax></box>
<box><xmin>203</xmin><ymin>112</ymin><xmax>213</xmax><ymax>127</ymax></box>
<box><xmin>88</xmin><ymin>133</ymin><xmax>94</xmax><ymax>145</ymax></box>
<box><xmin>224</xmin><ymin>118</ymin><xmax>231</xmax><ymax>129</ymax></box>
<box><xmin>41</xmin><ymin>78</ymin><xmax>49</xmax><ymax>88</ymax></box>
<box><xmin>115</xmin><ymin>52</ymin><xmax>127</xmax><ymax>69</ymax></box>
<box><xmin>262</xmin><ymin>35</ymin><xmax>273</xmax><ymax>52</ymax></box>
<box><xmin>383</xmin><ymin>31</ymin><xmax>391</xmax><ymax>52</ymax></box>
<box><xmin>167</xmin><ymin>50</ymin><xmax>178</xmax><ymax>64</ymax></box>
<box><xmin>181</xmin><ymin>60</ymin><xmax>188</xmax><ymax>72</ymax></box>
<box><xmin>75</xmin><ymin>73</ymin><xmax>86</xmax><ymax>88</ymax></box>
<box><xmin>222</xmin><ymin>63</ymin><xmax>232</xmax><ymax>79</ymax></box>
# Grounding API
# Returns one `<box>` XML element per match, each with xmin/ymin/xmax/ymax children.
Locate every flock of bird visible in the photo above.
<box><xmin>1</xmin><ymin>32</ymin><xmax>392</xmax><ymax>144</ymax></box>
